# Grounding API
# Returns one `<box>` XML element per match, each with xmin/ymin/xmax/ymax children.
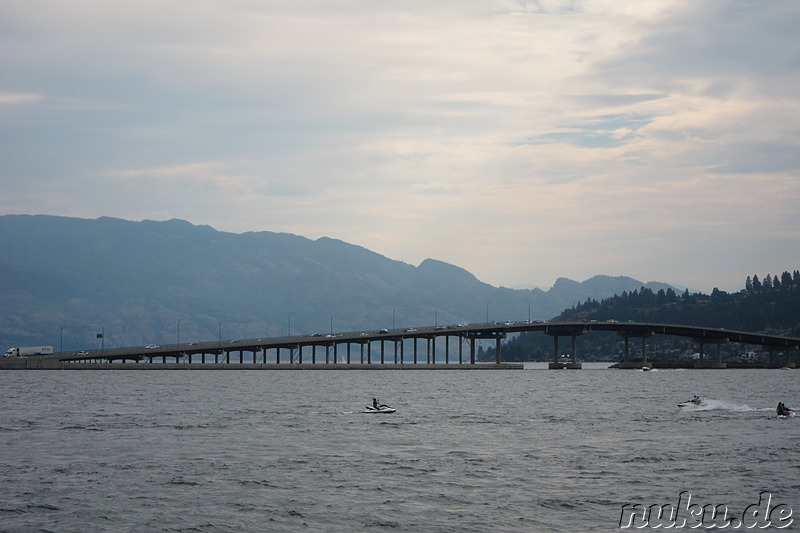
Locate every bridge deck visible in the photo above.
<box><xmin>2</xmin><ymin>321</ymin><xmax>798</xmax><ymax>370</ymax></box>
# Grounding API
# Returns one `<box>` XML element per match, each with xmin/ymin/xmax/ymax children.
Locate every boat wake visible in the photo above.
<box><xmin>678</xmin><ymin>399</ymin><xmax>757</xmax><ymax>412</ymax></box>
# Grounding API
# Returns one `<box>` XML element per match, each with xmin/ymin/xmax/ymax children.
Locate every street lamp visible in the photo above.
<box><xmin>486</xmin><ymin>301</ymin><xmax>493</xmax><ymax>323</ymax></box>
<box><xmin>288</xmin><ymin>312</ymin><xmax>293</xmax><ymax>337</ymax></box>
<box><xmin>177</xmin><ymin>319</ymin><xmax>182</xmax><ymax>345</ymax></box>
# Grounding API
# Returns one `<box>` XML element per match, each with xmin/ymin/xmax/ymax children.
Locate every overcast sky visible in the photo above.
<box><xmin>2</xmin><ymin>0</ymin><xmax>798</xmax><ymax>293</ymax></box>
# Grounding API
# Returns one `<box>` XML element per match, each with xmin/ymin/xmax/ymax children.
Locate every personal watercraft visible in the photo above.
<box><xmin>363</xmin><ymin>405</ymin><xmax>396</xmax><ymax>413</ymax></box>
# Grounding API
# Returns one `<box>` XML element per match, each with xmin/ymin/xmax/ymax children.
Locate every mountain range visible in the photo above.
<box><xmin>0</xmin><ymin>215</ymin><xmax>675</xmax><ymax>351</ymax></box>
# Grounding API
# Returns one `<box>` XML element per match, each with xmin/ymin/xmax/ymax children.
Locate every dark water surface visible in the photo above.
<box><xmin>1</xmin><ymin>366</ymin><xmax>798</xmax><ymax>532</ymax></box>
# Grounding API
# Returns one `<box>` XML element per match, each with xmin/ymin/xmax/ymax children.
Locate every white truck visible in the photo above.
<box><xmin>4</xmin><ymin>346</ymin><xmax>54</xmax><ymax>357</ymax></box>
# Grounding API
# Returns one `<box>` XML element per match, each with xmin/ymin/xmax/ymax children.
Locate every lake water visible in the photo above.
<box><xmin>1</xmin><ymin>365</ymin><xmax>798</xmax><ymax>532</ymax></box>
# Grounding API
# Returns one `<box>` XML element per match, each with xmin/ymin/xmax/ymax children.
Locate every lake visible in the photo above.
<box><xmin>1</xmin><ymin>365</ymin><xmax>798</xmax><ymax>531</ymax></box>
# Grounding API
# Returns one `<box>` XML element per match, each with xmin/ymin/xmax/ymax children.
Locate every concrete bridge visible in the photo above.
<box><xmin>2</xmin><ymin>321</ymin><xmax>798</xmax><ymax>370</ymax></box>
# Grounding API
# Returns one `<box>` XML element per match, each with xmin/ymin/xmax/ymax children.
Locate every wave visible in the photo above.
<box><xmin>678</xmin><ymin>399</ymin><xmax>756</xmax><ymax>412</ymax></box>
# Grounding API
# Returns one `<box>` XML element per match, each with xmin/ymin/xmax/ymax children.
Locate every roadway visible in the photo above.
<box><xmin>2</xmin><ymin>320</ymin><xmax>798</xmax><ymax>370</ymax></box>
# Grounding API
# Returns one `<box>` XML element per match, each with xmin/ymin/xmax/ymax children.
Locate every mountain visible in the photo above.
<box><xmin>0</xmin><ymin>215</ymin><xmax>676</xmax><ymax>351</ymax></box>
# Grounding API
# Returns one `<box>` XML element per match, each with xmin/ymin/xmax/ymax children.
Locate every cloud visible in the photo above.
<box><xmin>0</xmin><ymin>92</ymin><xmax>42</xmax><ymax>105</ymax></box>
<box><xmin>1</xmin><ymin>0</ymin><xmax>798</xmax><ymax>292</ymax></box>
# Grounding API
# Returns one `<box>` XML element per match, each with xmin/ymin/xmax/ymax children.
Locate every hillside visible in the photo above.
<box><xmin>492</xmin><ymin>271</ymin><xmax>800</xmax><ymax>362</ymax></box>
<box><xmin>1</xmin><ymin>214</ymin><xmax>676</xmax><ymax>352</ymax></box>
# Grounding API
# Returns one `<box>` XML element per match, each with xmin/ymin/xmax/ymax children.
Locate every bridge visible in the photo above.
<box><xmin>2</xmin><ymin>320</ymin><xmax>799</xmax><ymax>370</ymax></box>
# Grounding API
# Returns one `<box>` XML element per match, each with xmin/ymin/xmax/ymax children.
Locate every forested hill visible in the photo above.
<box><xmin>558</xmin><ymin>270</ymin><xmax>800</xmax><ymax>336</ymax></box>
<box><xmin>494</xmin><ymin>271</ymin><xmax>800</xmax><ymax>362</ymax></box>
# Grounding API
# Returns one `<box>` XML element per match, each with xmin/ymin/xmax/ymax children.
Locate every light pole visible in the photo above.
<box><xmin>486</xmin><ymin>301</ymin><xmax>493</xmax><ymax>323</ymax></box>
<box><xmin>177</xmin><ymin>319</ymin><xmax>182</xmax><ymax>345</ymax></box>
<box><xmin>60</xmin><ymin>326</ymin><xmax>63</xmax><ymax>353</ymax></box>
<box><xmin>393</xmin><ymin>307</ymin><xmax>397</xmax><ymax>330</ymax></box>
<box><xmin>217</xmin><ymin>319</ymin><xmax>222</xmax><ymax>348</ymax></box>
<box><xmin>288</xmin><ymin>312</ymin><xmax>293</xmax><ymax>337</ymax></box>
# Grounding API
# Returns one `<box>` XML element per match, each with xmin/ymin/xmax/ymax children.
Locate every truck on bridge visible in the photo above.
<box><xmin>4</xmin><ymin>346</ymin><xmax>54</xmax><ymax>357</ymax></box>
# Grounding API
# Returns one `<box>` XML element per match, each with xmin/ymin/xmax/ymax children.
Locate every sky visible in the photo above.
<box><xmin>2</xmin><ymin>0</ymin><xmax>799</xmax><ymax>293</ymax></box>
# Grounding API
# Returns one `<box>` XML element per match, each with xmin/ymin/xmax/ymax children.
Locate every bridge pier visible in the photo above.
<box><xmin>546</xmin><ymin>329</ymin><xmax>584</xmax><ymax>369</ymax></box>
<box><xmin>464</xmin><ymin>330</ymin><xmax>506</xmax><ymax>364</ymax></box>
<box><xmin>616</xmin><ymin>331</ymin><xmax>654</xmax><ymax>369</ymax></box>
<box><xmin>766</xmin><ymin>347</ymin><xmax>796</xmax><ymax>368</ymax></box>
<box><xmin>693</xmin><ymin>337</ymin><xmax>727</xmax><ymax>369</ymax></box>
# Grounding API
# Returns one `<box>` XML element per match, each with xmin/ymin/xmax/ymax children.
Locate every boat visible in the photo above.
<box><xmin>363</xmin><ymin>405</ymin><xmax>396</xmax><ymax>414</ymax></box>
<box><xmin>677</xmin><ymin>398</ymin><xmax>702</xmax><ymax>408</ymax></box>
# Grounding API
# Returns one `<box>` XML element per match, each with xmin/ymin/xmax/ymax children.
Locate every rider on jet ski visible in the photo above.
<box><xmin>373</xmin><ymin>398</ymin><xmax>388</xmax><ymax>409</ymax></box>
<box><xmin>690</xmin><ymin>395</ymin><xmax>701</xmax><ymax>405</ymax></box>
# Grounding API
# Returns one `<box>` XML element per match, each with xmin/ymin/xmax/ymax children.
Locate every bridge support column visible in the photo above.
<box><xmin>616</xmin><ymin>331</ymin><xmax>654</xmax><ymax>369</ymax></box>
<box><xmin>693</xmin><ymin>337</ymin><xmax>727</xmax><ymax>368</ymax></box>
<box><xmin>765</xmin><ymin>347</ymin><xmax>795</xmax><ymax>368</ymax></box>
<box><xmin>549</xmin><ymin>335</ymin><xmax>563</xmax><ymax>369</ymax></box>
<box><xmin>464</xmin><ymin>330</ymin><xmax>505</xmax><ymax>365</ymax></box>
<box><xmin>546</xmin><ymin>329</ymin><xmax>585</xmax><ymax>369</ymax></box>
<box><xmin>413</xmin><ymin>338</ymin><xmax>418</xmax><ymax>364</ymax></box>
<box><xmin>445</xmin><ymin>336</ymin><xmax>450</xmax><ymax>364</ymax></box>
<box><xmin>787</xmin><ymin>349</ymin><xmax>798</xmax><ymax>368</ymax></box>
<box><xmin>566</xmin><ymin>335</ymin><xmax>581</xmax><ymax>369</ymax></box>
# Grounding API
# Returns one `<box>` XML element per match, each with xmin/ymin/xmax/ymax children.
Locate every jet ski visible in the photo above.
<box><xmin>677</xmin><ymin>396</ymin><xmax>702</xmax><ymax>408</ymax></box>
<box><xmin>363</xmin><ymin>405</ymin><xmax>396</xmax><ymax>413</ymax></box>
